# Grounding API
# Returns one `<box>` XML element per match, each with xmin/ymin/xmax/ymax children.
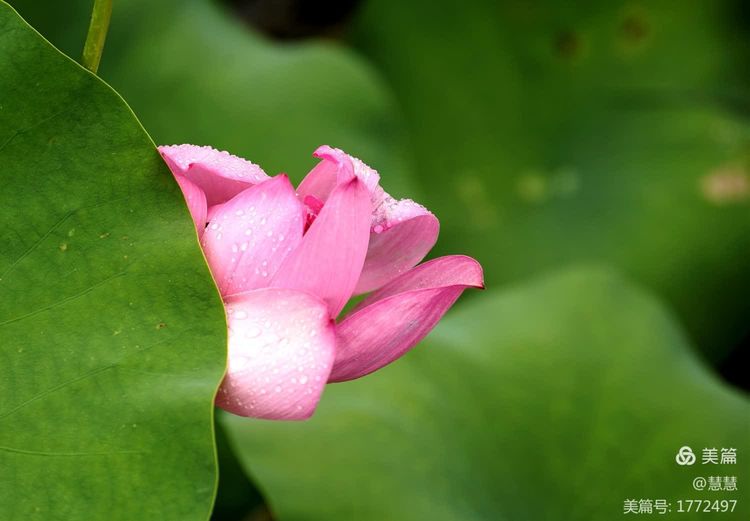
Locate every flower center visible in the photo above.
<box><xmin>303</xmin><ymin>194</ymin><xmax>324</xmax><ymax>232</ymax></box>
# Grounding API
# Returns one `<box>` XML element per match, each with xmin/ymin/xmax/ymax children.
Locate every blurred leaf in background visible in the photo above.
<box><xmin>348</xmin><ymin>0</ymin><xmax>750</xmax><ymax>362</ymax></box>
<box><xmin>224</xmin><ymin>267</ymin><xmax>750</xmax><ymax>521</ymax></box>
<box><xmin>10</xmin><ymin>0</ymin><xmax>416</xmax><ymax>195</ymax></box>
<box><xmin>0</xmin><ymin>3</ymin><xmax>226</xmax><ymax>519</ymax></box>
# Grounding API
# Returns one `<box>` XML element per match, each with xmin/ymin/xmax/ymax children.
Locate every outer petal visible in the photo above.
<box><xmin>270</xmin><ymin>177</ymin><xmax>371</xmax><ymax>317</ymax></box>
<box><xmin>159</xmin><ymin>144</ymin><xmax>269</xmax><ymax>206</ymax></box>
<box><xmin>329</xmin><ymin>255</ymin><xmax>484</xmax><ymax>382</ymax></box>
<box><xmin>173</xmin><ymin>174</ymin><xmax>207</xmax><ymax>239</ymax></box>
<box><xmin>355</xmin><ymin>199</ymin><xmax>440</xmax><ymax>293</ymax></box>
<box><xmin>201</xmin><ymin>175</ymin><xmax>305</xmax><ymax>297</ymax></box>
<box><xmin>216</xmin><ymin>288</ymin><xmax>336</xmax><ymax>420</ymax></box>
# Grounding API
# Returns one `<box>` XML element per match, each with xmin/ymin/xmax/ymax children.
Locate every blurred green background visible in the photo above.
<box><xmin>7</xmin><ymin>0</ymin><xmax>749</xmax><ymax>519</ymax></box>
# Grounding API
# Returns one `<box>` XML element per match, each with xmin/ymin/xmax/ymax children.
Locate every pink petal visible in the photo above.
<box><xmin>216</xmin><ymin>288</ymin><xmax>336</xmax><ymax>420</ymax></box>
<box><xmin>201</xmin><ymin>175</ymin><xmax>305</xmax><ymax>297</ymax></box>
<box><xmin>329</xmin><ymin>255</ymin><xmax>484</xmax><ymax>382</ymax></box>
<box><xmin>297</xmin><ymin>145</ymin><xmax>381</xmax><ymax>203</ymax></box>
<box><xmin>355</xmin><ymin>200</ymin><xmax>440</xmax><ymax>293</ymax></box>
<box><xmin>298</xmin><ymin>146</ymin><xmax>441</xmax><ymax>293</ymax></box>
<box><xmin>206</xmin><ymin>202</ymin><xmax>225</xmax><ymax>224</ymax></box>
<box><xmin>270</xmin><ymin>177</ymin><xmax>371</xmax><ymax>317</ymax></box>
<box><xmin>159</xmin><ymin>144</ymin><xmax>270</xmax><ymax>206</ymax></box>
<box><xmin>173</xmin><ymin>174</ymin><xmax>208</xmax><ymax>239</ymax></box>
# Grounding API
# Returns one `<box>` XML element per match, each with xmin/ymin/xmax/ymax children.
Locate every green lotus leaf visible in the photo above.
<box><xmin>0</xmin><ymin>4</ymin><xmax>226</xmax><ymax>519</ymax></box>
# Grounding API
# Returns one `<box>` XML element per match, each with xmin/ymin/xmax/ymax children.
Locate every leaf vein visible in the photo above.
<box><xmin>0</xmin><ymin>270</ymin><xmax>127</xmax><ymax>327</ymax></box>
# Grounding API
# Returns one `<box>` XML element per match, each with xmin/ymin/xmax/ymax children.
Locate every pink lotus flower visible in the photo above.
<box><xmin>160</xmin><ymin>144</ymin><xmax>484</xmax><ymax>420</ymax></box>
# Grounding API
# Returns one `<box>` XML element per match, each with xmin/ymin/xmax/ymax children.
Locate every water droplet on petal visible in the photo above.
<box><xmin>245</xmin><ymin>326</ymin><xmax>260</xmax><ymax>337</ymax></box>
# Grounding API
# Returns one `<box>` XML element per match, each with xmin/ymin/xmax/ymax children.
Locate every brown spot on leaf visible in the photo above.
<box><xmin>555</xmin><ymin>31</ymin><xmax>583</xmax><ymax>60</ymax></box>
<box><xmin>618</xmin><ymin>7</ymin><xmax>652</xmax><ymax>54</ymax></box>
<box><xmin>621</xmin><ymin>12</ymin><xmax>650</xmax><ymax>42</ymax></box>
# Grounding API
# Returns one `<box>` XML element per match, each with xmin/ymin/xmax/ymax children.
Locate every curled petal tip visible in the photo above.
<box><xmin>312</xmin><ymin>144</ymin><xmax>334</xmax><ymax>158</ymax></box>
